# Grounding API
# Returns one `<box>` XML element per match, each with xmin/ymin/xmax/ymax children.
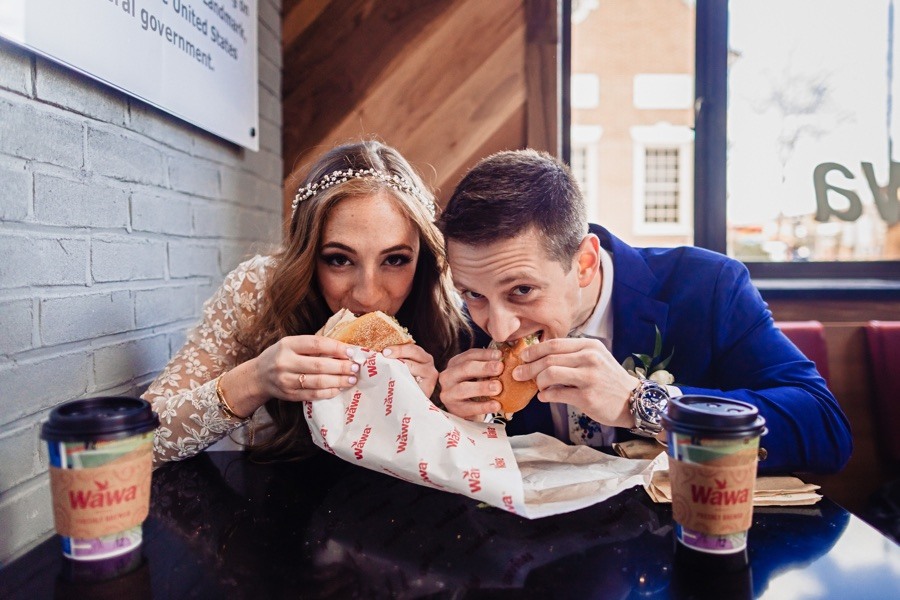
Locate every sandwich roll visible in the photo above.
<box><xmin>318</xmin><ymin>308</ymin><xmax>414</xmax><ymax>352</ymax></box>
<box><xmin>487</xmin><ymin>333</ymin><xmax>540</xmax><ymax>417</ymax></box>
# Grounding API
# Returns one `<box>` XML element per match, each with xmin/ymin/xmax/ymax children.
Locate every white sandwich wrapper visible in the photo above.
<box><xmin>304</xmin><ymin>350</ymin><xmax>654</xmax><ymax>519</ymax></box>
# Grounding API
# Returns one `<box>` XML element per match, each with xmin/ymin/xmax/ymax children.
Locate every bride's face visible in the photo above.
<box><xmin>316</xmin><ymin>192</ymin><xmax>421</xmax><ymax>316</ymax></box>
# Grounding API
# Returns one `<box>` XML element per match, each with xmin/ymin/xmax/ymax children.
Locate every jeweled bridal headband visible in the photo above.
<box><xmin>292</xmin><ymin>168</ymin><xmax>436</xmax><ymax>218</ymax></box>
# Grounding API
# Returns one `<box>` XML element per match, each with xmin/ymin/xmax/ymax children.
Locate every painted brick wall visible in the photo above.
<box><xmin>0</xmin><ymin>0</ymin><xmax>283</xmax><ymax>563</ymax></box>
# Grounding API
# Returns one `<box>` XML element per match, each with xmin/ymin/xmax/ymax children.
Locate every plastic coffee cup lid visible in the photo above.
<box><xmin>662</xmin><ymin>395</ymin><xmax>767</xmax><ymax>438</ymax></box>
<box><xmin>41</xmin><ymin>397</ymin><xmax>160</xmax><ymax>442</ymax></box>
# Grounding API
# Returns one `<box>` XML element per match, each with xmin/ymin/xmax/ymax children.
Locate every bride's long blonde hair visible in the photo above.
<box><xmin>240</xmin><ymin>140</ymin><xmax>465</xmax><ymax>459</ymax></box>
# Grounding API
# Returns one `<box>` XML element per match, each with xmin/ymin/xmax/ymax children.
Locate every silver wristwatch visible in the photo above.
<box><xmin>628</xmin><ymin>378</ymin><xmax>669</xmax><ymax>437</ymax></box>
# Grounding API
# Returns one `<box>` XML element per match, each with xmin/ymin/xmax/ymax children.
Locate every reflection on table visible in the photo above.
<box><xmin>1</xmin><ymin>451</ymin><xmax>898</xmax><ymax>599</ymax></box>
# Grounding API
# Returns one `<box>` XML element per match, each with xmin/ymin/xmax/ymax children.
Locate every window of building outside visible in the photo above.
<box><xmin>644</xmin><ymin>149</ymin><xmax>681</xmax><ymax>222</ymax></box>
<box><xmin>569</xmin><ymin>0</ymin><xmax>900</xmax><ymax>277</ymax></box>
<box><xmin>631</xmin><ymin>123</ymin><xmax>693</xmax><ymax>236</ymax></box>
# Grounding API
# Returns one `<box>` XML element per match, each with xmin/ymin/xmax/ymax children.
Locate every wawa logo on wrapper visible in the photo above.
<box><xmin>48</xmin><ymin>446</ymin><xmax>152</xmax><ymax>539</ymax></box>
<box><xmin>502</xmin><ymin>494</ymin><xmax>517</xmax><ymax>514</ymax></box>
<box><xmin>383</xmin><ymin>379</ymin><xmax>396</xmax><ymax>416</ymax></box>
<box><xmin>319</xmin><ymin>427</ymin><xmax>335</xmax><ymax>454</ymax></box>
<box><xmin>483</xmin><ymin>426</ymin><xmax>498</xmax><ymax>439</ymax></box>
<box><xmin>445</xmin><ymin>427</ymin><xmax>461</xmax><ymax>449</ymax></box>
<box><xmin>365</xmin><ymin>354</ymin><xmax>378</xmax><ymax>378</ymax></box>
<box><xmin>345</xmin><ymin>390</ymin><xmax>363</xmax><ymax>425</ymax></box>
<box><xmin>462</xmin><ymin>468</ymin><xmax>482</xmax><ymax>493</ymax></box>
<box><xmin>670</xmin><ymin>459</ymin><xmax>757</xmax><ymax>535</ymax></box>
<box><xmin>351</xmin><ymin>425</ymin><xmax>373</xmax><ymax>460</ymax></box>
<box><xmin>396</xmin><ymin>415</ymin><xmax>411</xmax><ymax>453</ymax></box>
<box><xmin>418</xmin><ymin>460</ymin><xmax>444</xmax><ymax>488</ymax></box>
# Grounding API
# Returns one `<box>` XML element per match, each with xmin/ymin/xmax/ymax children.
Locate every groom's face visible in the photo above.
<box><xmin>447</xmin><ymin>227</ymin><xmax>586</xmax><ymax>343</ymax></box>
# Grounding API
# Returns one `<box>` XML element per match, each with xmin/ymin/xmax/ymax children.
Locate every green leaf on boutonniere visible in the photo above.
<box><xmin>656</xmin><ymin>347</ymin><xmax>675</xmax><ymax>372</ymax></box>
<box><xmin>622</xmin><ymin>325</ymin><xmax>676</xmax><ymax>383</ymax></box>
<box><xmin>633</xmin><ymin>353</ymin><xmax>654</xmax><ymax>370</ymax></box>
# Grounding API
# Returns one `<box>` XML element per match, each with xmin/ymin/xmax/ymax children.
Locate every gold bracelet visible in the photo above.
<box><xmin>215</xmin><ymin>374</ymin><xmax>247</xmax><ymax>420</ymax></box>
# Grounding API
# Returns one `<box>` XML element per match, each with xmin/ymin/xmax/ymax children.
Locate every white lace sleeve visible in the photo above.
<box><xmin>142</xmin><ymin>256</ymin><xmax>272</xmax><ymax>464</ymax></box>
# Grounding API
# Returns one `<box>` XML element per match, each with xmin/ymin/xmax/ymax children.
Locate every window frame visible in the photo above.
<box><xmin>696</xmin><ymin>0</ymin><xmax>899</xmax><ymax>281</ymax></box>
<box><xmin>563</xmin><ymin>0</ymin><xmax>900</xmax><ymax>283</ymax></box>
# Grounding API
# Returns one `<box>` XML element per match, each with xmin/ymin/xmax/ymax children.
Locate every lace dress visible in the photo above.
<box><xmin>142</xmin><ymin>255</ymin><xmax>276</xmax><ymax>464</ymax></box>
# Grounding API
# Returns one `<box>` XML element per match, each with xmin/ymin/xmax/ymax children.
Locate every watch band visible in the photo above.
<box><xmin>628</xmin><ymin>378</ymin><xmax>669</xmax><ymax>437</ymax></box>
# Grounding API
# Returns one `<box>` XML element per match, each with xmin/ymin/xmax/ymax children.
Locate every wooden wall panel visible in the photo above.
<box><xmin>440</xmin><ymin>104</ymin><xmax>527</xmax><ymax>197</ymax></box>
<box><xmin>282</xmin><ymin>0</ymin><xmax>557</xmax><ymax>211</ymax></box>
<box><xmin>281</xmin><ymin>0</ymin><xmax>455</xmax><ymax>164</ymax></box>
<box><xmin>402</xmin><ymin>31</ymin><xmax>527</xmax><ymax>187</ymax></box>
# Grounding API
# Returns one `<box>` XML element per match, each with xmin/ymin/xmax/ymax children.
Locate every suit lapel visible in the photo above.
<box><xmin>591</xmin><ymin>225</ymin><xmax>669</xmax><ymax>363</ymax></box>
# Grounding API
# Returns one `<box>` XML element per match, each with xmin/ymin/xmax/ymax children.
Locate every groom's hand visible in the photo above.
<box><xmin>438</xmin><ymin>347</ymin><xmax>504</xmax><ymax>420</ymax></box>
<box><xmin>513</xmin><ymin>337</ymin><xmax>636</xmax><ymax>428</ymax></box>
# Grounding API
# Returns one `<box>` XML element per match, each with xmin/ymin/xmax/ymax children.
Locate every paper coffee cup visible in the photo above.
<box><xmin>661</xmin><ymin>395</ymin><xmax>767</xmax><ymax>556</ymax></box>
<box><xmin>41</xmin><ymin>397</ymin><xmax>159</xmax><ymax>562</ymax></box>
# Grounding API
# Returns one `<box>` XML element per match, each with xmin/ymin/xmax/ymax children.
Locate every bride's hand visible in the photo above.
<box><xmin>220</xmin><ymin>336</ymin><xmax>364</xmax><ymax>419</ymax></box>
<box><xmin>251</xmin><ymin>335</ymin><xmax>362</xmax><ymax>403</ymax></box>
<box><xmin>382</xmin><ymin>343</ymin><xmax>439</xmax><ymax>397</ymax></box>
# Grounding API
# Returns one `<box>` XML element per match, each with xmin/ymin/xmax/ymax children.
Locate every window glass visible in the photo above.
<box><xmin>644</xmin><ymin>148</ymin><xmax>681</xmax><ymax>223</ymax></box>
<box><xmin>728</xmin><ymin>0</ymin><xmax>900</xmax><ymax>262</ymax></box>
<box><xmin>571</xmin><ymin>0</ymin><xmax>695</xmax><ymax>248</ymax></box>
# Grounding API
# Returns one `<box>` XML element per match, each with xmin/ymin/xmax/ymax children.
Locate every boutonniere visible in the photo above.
<box><xmin>621</xmin><ymin>326</ymin><xmax>675</xmax><ymax>385</ymax></box>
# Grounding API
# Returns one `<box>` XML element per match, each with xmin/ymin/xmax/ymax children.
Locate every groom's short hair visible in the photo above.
<box><xmin>438</xmin><ymin>149</ymin><xmax>587</xmax><ymax>269</ymax></box>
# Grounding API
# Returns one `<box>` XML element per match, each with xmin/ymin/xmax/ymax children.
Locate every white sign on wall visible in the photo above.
<box><xmin>0</xmin><ymin>0</ymin><xmax>259</xmax><ymax>150</ymax></box>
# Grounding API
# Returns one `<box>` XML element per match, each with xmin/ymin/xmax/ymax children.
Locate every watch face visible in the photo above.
<box><xmin>632</xmin><ymin>380</ymin><xmax>669</xmax><ymax>434</ymax></box>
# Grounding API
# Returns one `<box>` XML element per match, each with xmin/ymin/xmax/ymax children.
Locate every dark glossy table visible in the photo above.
<box><xmin>1</xmin><ymin>451</ymin><xmax>898</xmax><ymax>599</ymax></box>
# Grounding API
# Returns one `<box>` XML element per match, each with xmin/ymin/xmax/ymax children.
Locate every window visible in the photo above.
<box><xmin>726</xmin><ymin>0</ymin><xmax>900</xmax><ymax>271</ymax></box>
<box><xmin>570</xmin><ymin>0</ymin><xmax>695</xmax><ymax>247</ymax></box>
<box><xmin>644</xmin><ymin>149</ymin><xmax>680</xmax><ymax>223</ymax></box>
<box><xmin>631</xmin><ymin>124</ymin><xmax>693</xmax><ymax>236</ymax></box>
<box><xmin>568</xmin><ymin>0</ymin><xmax>900</xmax><ymax>280</ymax></box>
<box><xmin>571</xmin><ymin>124</ymin><xmax>602</xmax><ymax>224</ymax></box>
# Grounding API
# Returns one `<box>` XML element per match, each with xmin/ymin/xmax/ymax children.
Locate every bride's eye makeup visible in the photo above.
<box><xmin>320</xmin><ymin>252</ymin><xmax>352</xmax><ymax>267</ymax></box>
<box><xmin>383</xmin><ymin>253</ymin><xmax>413</xmax><ymax>267</ymax></box>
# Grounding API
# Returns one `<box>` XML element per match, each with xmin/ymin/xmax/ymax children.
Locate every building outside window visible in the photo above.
<box><xmin>570</xmin><ymin>0</ymin><xmax>900</xmax><ymax>278</ymax></box>
<box><xmin>728</xmin><ymin>0</ymin><xmax>899</xmax><ymax>264</ymax></box>
<box><xmin>571</xmin><ymin>0</ymin><xmax>695</xmax><ymax>248</ymax></box>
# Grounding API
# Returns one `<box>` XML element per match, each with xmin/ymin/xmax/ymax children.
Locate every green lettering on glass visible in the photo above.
<box><xmin>813</xmin><ymin>162</ymin><xmax>861</xmax><ymax>222</ymax></box>
<box><xmin>861</xmin><ymin>162</ymin><xmax>900</xmax><ymax>225</ymax></box>
<box><xmin>814</xmin><ymin>162</ymin><xmax>900</xmax><ymax>225</ymax></box>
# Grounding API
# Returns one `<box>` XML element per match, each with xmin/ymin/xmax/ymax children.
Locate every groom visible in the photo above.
<box><xmin>436</xmin><ymin>149</ymin><xmax>851</xmax><ymax>474</ymax></box>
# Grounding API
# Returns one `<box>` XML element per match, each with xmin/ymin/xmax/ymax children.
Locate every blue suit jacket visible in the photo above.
<box><xmin>472</xmin><ymin>225</ymin><xmax>852</xmax><ymax>474</ymax></box>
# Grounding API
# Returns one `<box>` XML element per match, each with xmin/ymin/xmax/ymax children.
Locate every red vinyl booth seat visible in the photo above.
<box><xmin>866</xmin><ymin>321</ymin><xmax>900</xmax><ymax>463</ymax></box>
<box><xmin>776</xmin><ymin>320</ymin><xmax>831</xmax><ymax>384</ymax></box>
